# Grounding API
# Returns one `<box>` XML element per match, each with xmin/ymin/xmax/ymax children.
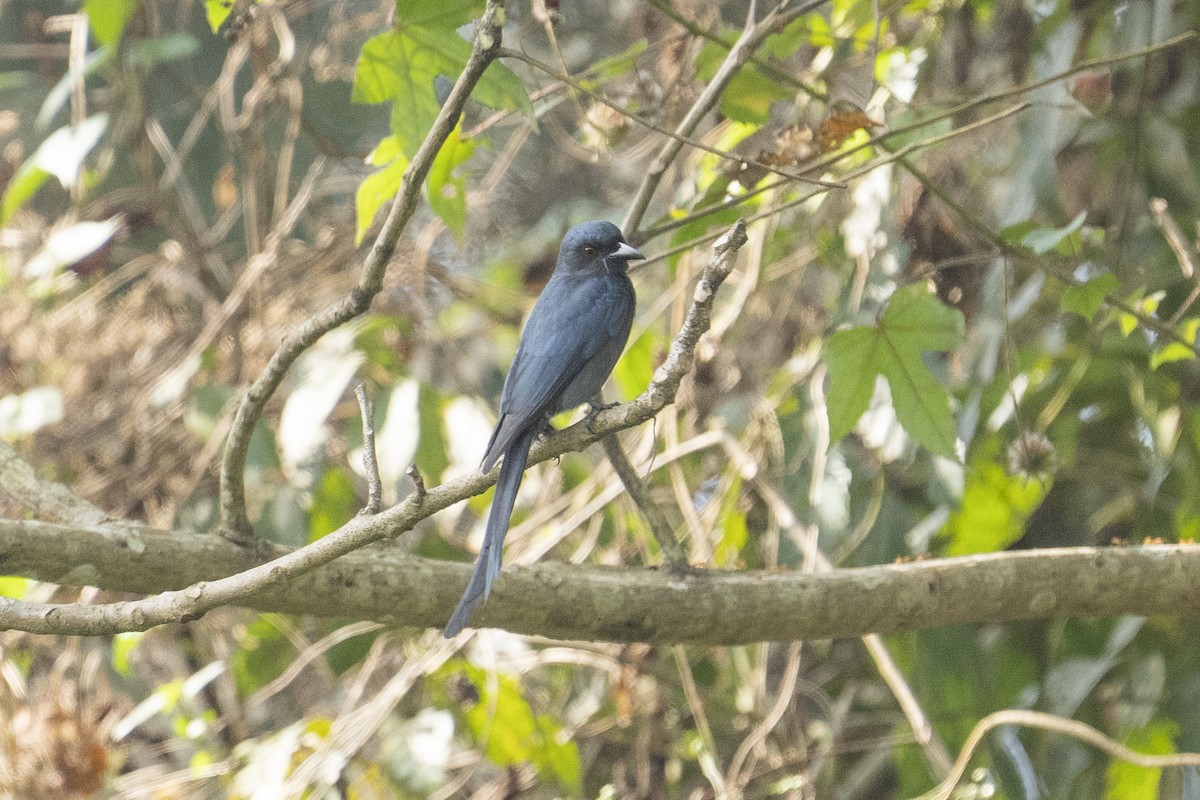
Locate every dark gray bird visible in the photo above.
<box><xmin>444</xmin><ymin>220</ymin><xmax>643</xmax><ymax>637</ymax></box>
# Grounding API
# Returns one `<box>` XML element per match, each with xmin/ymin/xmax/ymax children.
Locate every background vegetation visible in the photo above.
<box><xmin>2</xmin><ymin>0</ymin><xmax>1200</xmax><ymax>796</ymax></box>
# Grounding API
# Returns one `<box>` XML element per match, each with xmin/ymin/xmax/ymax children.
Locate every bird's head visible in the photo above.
<box><xmin>557</xmin><ymin>220</ymin><xmax>645</xmax><ymax>276</ymax></box>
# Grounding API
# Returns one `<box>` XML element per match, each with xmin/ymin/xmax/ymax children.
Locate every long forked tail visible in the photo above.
<box><xmin>443</xmin><ymin>425</ymin><xmax>538</xmax><ymax>637</ymax></box>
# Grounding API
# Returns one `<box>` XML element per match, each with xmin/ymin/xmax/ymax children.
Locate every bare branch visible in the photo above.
<box><xmin>3</xmin><ymin>518</ymin><xmax>1200</xmax><ymax>643</ymax></box>
<box><xmin>354</xmin><ymin>383</ymin><xmax>382</xmax><ymax>516</ymax></box>
<box><xmin>599</xmin><ymin>433</ymin><xmax>687</xmax><ymax>565</ymax></box>
<box><xmin>0</xmin><ymin>440</ymin><xmax>112</xmax><ymax>529</ymax></box>
<box><xmin>497</xmin><ymin>47</ymin><xmax>844</xmax><ymax>192</ymax></box>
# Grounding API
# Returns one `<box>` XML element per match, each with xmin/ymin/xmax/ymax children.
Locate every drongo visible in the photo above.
<box><xmin>444</xmin><ymin>220</ymin><xmax>644</xmax><ymax>637</ymax></box>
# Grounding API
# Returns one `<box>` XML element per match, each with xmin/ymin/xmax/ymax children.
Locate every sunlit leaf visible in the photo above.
<box><xmin>0</xmin><ymin>386</ymin><xmax>64</xmax><ymax>437</ymax></box>
<box><xmin>112</xmin><ymin>631</ymin><xmax>144</xmax><ymax>678</ymax></box>
<box><xmin>22</xmin><ymin>218</ymin><xmax>121</xmax><ymax>280</ymax></box>
<box><xmin>695</xmin><ymin>41</ymin><xmax>791</xmax><ymax>123</ymax></box>
<box><xmin>1106</xmin><ymin>720</ymin><xmax>1177</xmax><ymax>799</ymax></box>
<box><xmin>453</xmin><ymin>663</ymin><xmax>582</xmax><ymax>793</ymax></box>
<box><xmin>1</xmin><ymin>116</ymin><xmax>108</xmax><ymax>225</ymax></box>
<box><xmin>279</xmin><ymin>328</ymin><xmax>364</xmax><ymax>483</ymax></box>
<box><xmin>715</xmin><ymin>476</ymin><xmax>747</xmax><ymax>565</ymax></box>
<box><xmin>84</xmin><ymin>0</ymin><xmax>139</xmax><ymax>45</ymax></box>
<box><xmin>355</xmin><ymin>152</ymin><xmax>408</xmax><ymax>244</ymax></box>
<box><xmin>1150</xmin><ymin>319</ymin><xmax>1199</xmax><ymax>369</ymax></box>
<box><xmin>204</xmin><ymin>0</ymin><xmax>235</xmax><ymax>33</ymax></box>
<box><xmin>427</xmin><ymin>123</ymin><xmax>477</xmax><ymax>239</ymax></box>
<box><xmin>35</xmin><ymin>115</ymin><xmax>109</xmax><ymax>188</ymax></box>
<box><xmin>0</xmin><ymin>576</ymin><xmax>30</xmax><ymax>599</ymax></box>
<box><xmin>612</xmin><ymin>326</ymin><xmax>661</xmax><ymax>402</ymax></box>
<box><xmin>942</xmin><ymin>438</ymin><xmax>1052</xmax><ymax>555</ymax></box>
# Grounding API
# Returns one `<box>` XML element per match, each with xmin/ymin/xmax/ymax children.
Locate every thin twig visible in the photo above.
<box><xmin>623</xmin><ymin>0</ymin><xmax>803</xmax><ymax>234</ymax></box>
<box><xmin>600</xmin><ymin>433</ymin><xmax>687</xmax><ymax>565</ymax></box>
<box><xmin>354</xmin><ymin>384</ymin><xmax>382</xmax><ymax>516</ymax></box>
<box><xmin>673</xmin><ymin>645</ymin><xmax>729</xmax><ymax>796</ymax></box>
<box><xmin>498</xmin><ymin>48</ymin><xmax>844</xmax><ymax>192</ymax></box>
<box><xmin>406</xmin><ymin>465</ymin><xmax>426</xmax><ymax>507</ymax></box>
<box><xmin>638</xmin><ymin>30</ymin><xmax>1197</xmax><ymax>244</ymax></box>
<box><xmin>720</xmin><ymin>433</ymin><xmax>954</xmax><ymax>778</ymax></box>
<box><xmin>634</xmin><ymin>102</ymin><xmax>1031</xmax><ymax>272</ymax></box>
<box><xmin>912</xmin><ymin>709</ymin><xmax>1200</xmax><ymax>800</ymax></box>
<box><xmin>1152</xmin><ymin>197</ymin><xmax>1200</xmax><ymax>323</ymax></box>
<box><xmin>645</xmin><ymin>0</ymin><xmax>827</xmax><ymax>101</ymax></box>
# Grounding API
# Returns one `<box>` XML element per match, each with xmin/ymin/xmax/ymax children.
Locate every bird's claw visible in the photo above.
<box><xmin>584</xmin><ymin>400</ymin><xmax>619</xmax><ymax>434</ymax></box>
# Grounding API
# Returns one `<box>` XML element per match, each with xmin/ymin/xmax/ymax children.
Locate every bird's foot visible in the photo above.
<box><xmin>584</xmin><ymin>400</ymin><xmax>619</xmax><ymax>434</ymax></box>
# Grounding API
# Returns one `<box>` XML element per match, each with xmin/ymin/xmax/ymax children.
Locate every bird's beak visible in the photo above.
<box><xmin>613</xmin><ymin>241</ymin><xmax>645</xmax><ymax>260</ymax></box>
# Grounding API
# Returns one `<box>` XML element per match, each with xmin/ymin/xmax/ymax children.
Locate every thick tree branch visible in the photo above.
<box><xmin>2</xmin><ymin>518</ymin><xmax>1199</xmax><ymax>642</ymax></box>
<box><xmin>217</xmin><ymin>0</ymin><xmax>508</xmax><ymax>539</ymax></box>
<box><xmin>0</xmin><ymin>223</ymin><xmax>749</xmax><ymax>637</ymax></box>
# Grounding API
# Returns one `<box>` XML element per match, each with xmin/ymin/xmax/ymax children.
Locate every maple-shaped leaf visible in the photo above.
<box><xmin>353</xmin><ymin>0</ymin><xmax>531</xmax><ymax>156</ymax></box>
<box><xmin>351</xmin><ymin>1</ymin><xmax>530</xmax><ymax>239</ymax></box>
<box><xmin>825</xmin><ymin>284</ymin><xmax>964</xmax><ymax>457</ymax></box>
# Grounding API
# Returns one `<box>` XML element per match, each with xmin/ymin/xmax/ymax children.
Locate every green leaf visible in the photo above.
<box><xmin>1117</xmin><ymin>291</ymin><xmax>1163</xmax><ymax>337</ymax></box>
<box><xmin>204</xmin><ymin>0</ymin><xmax>235</xmax><ymax>33</ymax></box>
<box><xmin>715</xmin><ymin>476</ymin><xmax>747</xmax><ymax>565</ymax></box>
<box><xmin>1105</xmin><ymin>720</ymin><xmax>1177</xmax><ymax>799</ymax></box>
<box><xmin>84</xmin><ymin>0</ymin><xmax>139</xmax><ymax>46</ymax></box>
<box><xmin>416</xmin><ymin>382</ymin><xmax>451</xmax><ymax>483</ymax></box>
<box><xmin>695</xmin><ymin>41</ymin><xmax>791</xmax><ymax>123</ymax></box>
<box><xmin>825</xmin><ymin>327</ymin><xmax>880</xmax><ymax>445</ymax></box>
<box><xmin>352</xmin><ymin>3</ymin><xmax>530</xmax><ymax>155</ymax></box>
<box><xmin>1019</xmin><ymin>211</ymin><xmax>1087</xmax><ymax>255</ymax></box>
<box><xmin>354</xmin><ymin>150</ymin><xmax>408</xmax><ymax>244</ymax></box>
<box><xmin>427</xmin><ymin>124</ymin><xmax>476</xmax><ymax>239</ymax></box>
<box><xmin>884</xmin><ymin>349</ymin><xmax>957</xmax><ymax>457</ymax></box>
<box><xmin>535</xmin><ymin>714</ymin><xmax>582</xmax><ymax>792</ymax></box>
<box><xmin>577</xmin><ymin>39</ymin><xmax>648</xmax><ymax>87</ymax></box>
<box><xmin>0</xmin><ymin>160</ymin><xmax>50</xmax><ymax>227</ymax></box>
<box><xmin>881</xmin><ymin>282</ymin><xmax>963</xmax><ymax>350</ymax></box>
<box><xmin>355</xmin><ymin>29</ymin><xmax>453</xmax><ymax>153</ymax></box>
<box><xmin>1062</xmin><ymin>273</ymin><xmax>1118</xmax><ymax>321</ymax></box>
<box><xmin>454</xmin><ymin>663</ymin><xmax>582</xmax><ymax>793</ymax></box>
<box><xmin>942</xmin><ymin>438</ymin><xmax>1052</xmax><ymax>555</ymax></box>
<box><xmin>232</xmin><ymin>615</ymin><xmax>293</xmax><ymax>696</ymax></box>
<box><xmin>111</xmin><ymin>631</ymin><xmax>144</xmax><ymax>678</ymax></box>
<box><xmin>612</xmin><ymin>326</ymin><xmax>661</xmax><ymax>402</ymax></box>
<box><xmin>824</xmin><ymin>285</ymin><xmax>964</xmax><ymax>457</ymax></box>
<box><xmin>310</xmin><ymin>467</ymin><xmax>357</xmax><ymax>541</ymax></box>
<box><xmin>0</xmin><ymin>576</ymin><xmax>30</xmax><ymax>599</ymax></box>
<box><xmin>1150</xmin><ymin>318</ymin><xmax>1200</xmax><ymax>369</ymax></box>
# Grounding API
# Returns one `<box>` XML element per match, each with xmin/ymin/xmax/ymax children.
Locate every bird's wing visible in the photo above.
<box><xmin>480</xmin><ymin>276</ymin><xmax>631</xmax><ymax>469</ymax></box>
